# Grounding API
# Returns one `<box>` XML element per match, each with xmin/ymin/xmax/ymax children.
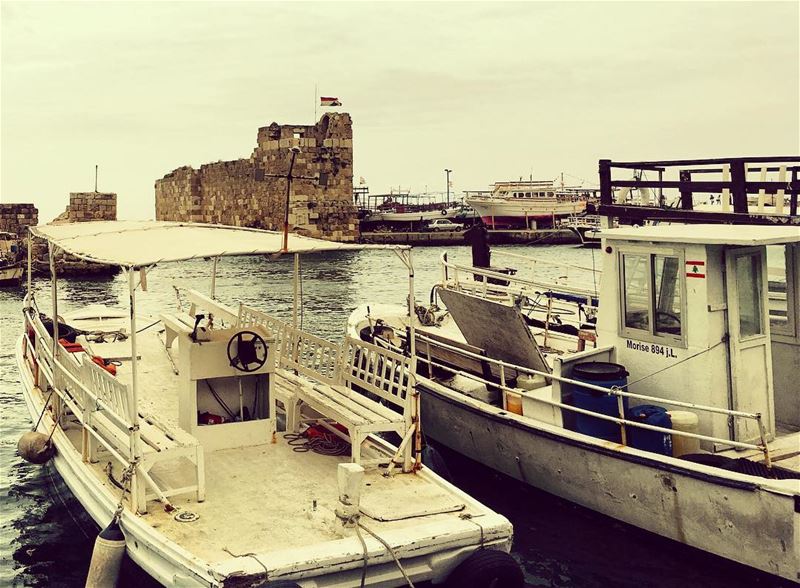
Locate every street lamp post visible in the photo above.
<box><xmin>444</xmin><ymin>169</ymin><xmax>452</xmax><ymax>205</ymax></box>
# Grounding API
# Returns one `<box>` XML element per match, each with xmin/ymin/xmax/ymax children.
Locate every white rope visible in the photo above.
<box><xmin>357</xmin><ymin>521</ymin><xmax>415</xmax><ymax>588</ymax></box>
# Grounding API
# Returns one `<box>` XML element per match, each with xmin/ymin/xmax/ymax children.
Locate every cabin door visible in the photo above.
<box><xmin>725</xmin><ymin>247</ymin><xmax>774</xmax><ymax>443</ymax></box>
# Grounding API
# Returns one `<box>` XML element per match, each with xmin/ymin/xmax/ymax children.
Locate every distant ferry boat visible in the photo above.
<box><xmin>465</xmin><ymin>180</ymin><xmax>591</xmax><ymax>229</ymax></box>
<box><xmin>355</xmin><ymin>188</ymin><xmax>463</xmax><ymax>223</ymax></box>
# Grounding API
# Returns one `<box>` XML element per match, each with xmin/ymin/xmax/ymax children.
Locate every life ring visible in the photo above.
<box><xmin>441</xmin><ymin>209</ymin><xmax>448</xmax><ymax>216</ymax></box>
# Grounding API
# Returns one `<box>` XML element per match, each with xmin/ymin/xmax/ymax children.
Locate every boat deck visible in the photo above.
<box><xmin>64</xmin><ymin>327</ymin><xmax>483</xmax><ymax>564</ymax></box>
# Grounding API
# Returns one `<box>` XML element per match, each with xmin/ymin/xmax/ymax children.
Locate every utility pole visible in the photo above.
<box><xmin>444</xmin><ymin>169</ymin><xmax>452</xmax><ymax>205</ymax></box>
<box><xmin>283</xmin><ymin>147</ymin><xmax>300</xmax><ymax>252</ymax></box>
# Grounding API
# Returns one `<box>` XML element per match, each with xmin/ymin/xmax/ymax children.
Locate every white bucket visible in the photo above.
<box><xmin>667</xmin><ymin>410</ymin><xmax>700</xmax><ymax>457</ymax></box>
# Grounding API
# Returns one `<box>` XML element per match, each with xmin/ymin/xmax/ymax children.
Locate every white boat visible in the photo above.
<box><xmin>465</xmin><ymin>181</ymin><xmax>590</xmax><ymax>229</ymax></box>
<box><xmin>14</xmin><ymin>221</ymin><xmax>520</xmax><ymax>587</ymax></box>
<box><xmin>358</xmin><ymin>191</ymin><xmax>464</xmax><ymax>224</ymax></box>
<box><xmin>0</xmin><ymin>231</ymin><xmax>23</xmax><ymax>286</ymax></box>
<box><xmin>350</xmin><ymin>224</ymin><xmax>800</xmax><ymax>582</ymax></box>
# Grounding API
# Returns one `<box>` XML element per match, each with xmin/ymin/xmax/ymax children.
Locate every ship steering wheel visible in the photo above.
<box><xmin>227</xmin><ymin>331</ymin><xmax>268</xmax><ymax>373</ymax></box>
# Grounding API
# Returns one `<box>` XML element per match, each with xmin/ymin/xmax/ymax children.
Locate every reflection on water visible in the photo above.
<box><xmin>0</xmin><ymin>245</ymin><xmax>780</xmax><ymax>587</ymax></box>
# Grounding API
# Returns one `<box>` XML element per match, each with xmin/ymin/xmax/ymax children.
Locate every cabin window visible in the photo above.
<box><xmin>654</xmin><ymin>255</ymin><xmax>682</xmax><ymax>335</ymax></box>
<box><xmin>735</xmin><ymin>253</ymin><xmax>763</xmax><ymax>338</ymax></box>
<box><xmin>525</xmin><ymin>192</ymin><xmax>531</xmax><ymax>197</ymax></box>
<box><xmin>767</xmin><ymin>244</ymin><xmax>795</xmax><ymax>336</ymax></box>
<box><xmin>620</xmin><ymin>251</ymin><xmax>684</xmax><ymax>344</ymax></box>
<box><xmin>623</xmin><ymin>254</ymin><xmax>650</xmax><ymax>331</ymax></box>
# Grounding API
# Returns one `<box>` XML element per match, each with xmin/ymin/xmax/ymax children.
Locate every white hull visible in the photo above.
<box><xmin>418</xmin><ymin>379</ymin><xmax>800</xmax><ymax>581</ymax></box>
<box><xmin>466</xmin><ymin>197</ymin><xmax>586</xmax><ymax>228</ymax></box>
<box><xmin>367</xmin><ymin>208</ymin><xmax>461</xmax><ymax>222</ymax></box>
<box><xmin>0</xmin><ymin>264</ymin><xmax>23</xmax><ymax>285</ymax></box>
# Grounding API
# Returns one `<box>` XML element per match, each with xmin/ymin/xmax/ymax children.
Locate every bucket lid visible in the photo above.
<box><xmin>571</xmin><ymin>361</ymin><xmax>628</xmax><ymax>381</ymax></box>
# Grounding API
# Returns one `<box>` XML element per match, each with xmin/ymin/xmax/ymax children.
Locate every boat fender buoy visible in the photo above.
<box><xmin>85</xmin><ymin>518</ymin><xmax>126</xmax><ymax>588</ymax></box>
<box><xmin>445</xmin><ymin>549</ymin><xmax>523</xmax><ymax>588</ymax></box>
<box><xmin>17</xmin><ymin>431</ymin><xmax>55</xmax><ymax>464</ymax></box>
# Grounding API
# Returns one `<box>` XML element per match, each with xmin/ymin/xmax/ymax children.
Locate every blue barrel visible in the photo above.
<box><xmin>571</xmin><ymin>362</ymin><xmax>629</xmax><ymax>442</ymax></box>
<box><xmin>626</xmin><ymin>405</ymin><xmax>673</xmax><ymax>455</ymax></box>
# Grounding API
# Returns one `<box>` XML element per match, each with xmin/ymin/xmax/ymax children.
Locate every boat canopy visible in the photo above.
<box><xmin>600</xmin><ymin>224</ymin><xmax>800</xmax><ymax>246</ymax></box>
<box><xmin>30</xmin><ymin>221</ymin><xmax>407</xmax><ymax>267</ymax></box>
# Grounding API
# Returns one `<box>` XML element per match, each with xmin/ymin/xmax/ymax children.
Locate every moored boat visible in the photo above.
<box><xmin>15</xmin><ymin>221</ymin><xmax>520</xmax><ymax>587</ymax></box>
<box><xmin>465</xmin><ymin>180</ymin><xmax>591</xmax><ymax>229</ymax></box>
<box><xmin>350</xmin><ymin>223</ymin><xmax>800</xmax><ymax>582</ymax></box>
<box><xmin>0</xmin><ymin>230</ymin><xmax>24</xmax><ymax>286</ymax></box>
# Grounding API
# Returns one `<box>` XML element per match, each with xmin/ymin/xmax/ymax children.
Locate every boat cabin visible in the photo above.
<box><xmin>595</xmin><ymin>224</ymin><xmax>800</xmax><ymax>446</ymax></box>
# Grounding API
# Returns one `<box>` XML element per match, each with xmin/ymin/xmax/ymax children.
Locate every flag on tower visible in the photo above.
<box><xmin>320</xmin><ymin>96</ymin><xmax>342</xmax><ymax>107</ymax></box>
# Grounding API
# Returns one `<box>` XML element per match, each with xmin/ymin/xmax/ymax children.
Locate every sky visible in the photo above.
<box><xmin>1</xmin><ymin>1</ymin><xmax>798</xmax><ymax>223</ymax></box>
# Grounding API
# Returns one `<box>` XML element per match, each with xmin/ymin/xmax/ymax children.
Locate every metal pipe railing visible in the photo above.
<box><xmin>416</xmin><ymin>350</ymin><xmax>766</xmax><ymax>454</ymax></box>
<box><xmin>415</xmin><ymin>332</ymin><xmax>770</xmax><ymax>461</ymax></box>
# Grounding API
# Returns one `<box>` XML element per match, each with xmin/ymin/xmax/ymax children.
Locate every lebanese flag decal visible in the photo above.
<box><xmin>320</xmin><ymin>96</ymin><xmax>342</xmax><ymax>106</ymax></box>
<box><xmin>686</xmin><ymin>260</ymin><xmax>705</xmax><ymax>278</ymax></box>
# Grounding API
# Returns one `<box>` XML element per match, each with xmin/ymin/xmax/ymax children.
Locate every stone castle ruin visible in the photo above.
<box><xmin>155</xmin><ymin>113</ymin><xmax>359</xmax><ymax>242</ymax></box>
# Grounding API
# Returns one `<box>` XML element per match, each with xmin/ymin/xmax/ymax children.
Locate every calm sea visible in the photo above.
<box><xmin>0</xmin><ymin>244</ymin><xmax>785</xmax><ymax>587</ymax></box>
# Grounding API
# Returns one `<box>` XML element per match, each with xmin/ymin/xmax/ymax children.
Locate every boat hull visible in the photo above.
<box><xmin>418</xmin><ymin>379</ymin><xmax>800</xmax><ymax>581</ymax></box>
<box><xmin>467</xmin><ymin>198</ymin><xmax>586</xmax><ymax>228</ymax></box>
<box><xmin>0</xmin><ymin>265</ymin><xmax>23</xmax><ymax>286</ymax></box>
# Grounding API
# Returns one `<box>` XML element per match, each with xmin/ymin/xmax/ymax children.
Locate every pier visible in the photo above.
<box><xmin>359</xmin><ymin>228</ymin><xmax>579</xmax><ymax>246</ymax></box>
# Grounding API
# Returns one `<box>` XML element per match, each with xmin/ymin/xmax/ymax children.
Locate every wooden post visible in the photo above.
<box><xmin>679</xmin><ymin>170</ymin><xmax>693</xmax><ymax>210</ymax></box>
<box><xmin>730</xmin><ymin>159</ymin><xmax>748</xmax><ymax>214</ymax></box>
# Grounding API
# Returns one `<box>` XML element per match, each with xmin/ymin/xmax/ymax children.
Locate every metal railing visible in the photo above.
<box><xmin>414</xmin><ymin>332</ymin><xmax>773</xmax><ymax>467</ymax></box>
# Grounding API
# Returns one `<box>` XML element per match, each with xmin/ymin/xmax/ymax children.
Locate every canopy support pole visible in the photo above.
<box><xmin>128</xmin><ymin>267</ymin><xmax>145</xmax><ymax>513</ymax></box>
<box><xmin>48</xmin><ymin>243</ymin><xmax>59</xmax><ymax>360</ymax></box>
<box><xmin>292</xmin><ymin>253</ymin><xmax>300</xmax><ymax>328</ymax></box>
<box><xmin>393</xmin><ymin>248</ymin><xmax>419</xmax><ymax>472</ymax></box>
<box><xmin>26</xmin><ymin>230</ymin><xmax>33</xmax><ymax>307</ymax></box>
<box><xmin>210</xmin><ymin>256</ymin><xmax>218</xmax><ymax>300</ymax></box>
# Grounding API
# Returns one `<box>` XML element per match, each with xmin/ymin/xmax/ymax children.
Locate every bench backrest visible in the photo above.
<box><xmin>185</xmin><ymin>289</ymin><xmax>239</xmax><ymax>325</ymax></box>
<box><xmin>281</xmin><ymin>326</ymin><xmax>340</xmax><ymax>386</ymax></box>
<box><xmin>339</xmin><ymin>336</ymin><xmax>414</xmax><ymax>412</ymax></box>
<box><xmin>235</xmin><ymin>305</ymin><xmax>414</xmax><ymax>414</ymax></box>
<box><xmin>81</xmin><ymin>358</ymin><xmax>134</xmax><ymax>425</ymax></box>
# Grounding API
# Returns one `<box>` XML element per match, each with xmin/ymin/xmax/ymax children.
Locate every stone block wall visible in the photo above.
<box><xmin>52</xmin><ymin>192</ymin><xmax>117</xmax><ymax>224</ymax></box>
<box><xmin>155</xmin><ymin>113</ymin><xmax>358</xmax><ymax>242</ymax></box>
<box><xmin>0</xmin><ymin>203</ymin><xmax>38</xmax><ymax>239</ymax></box>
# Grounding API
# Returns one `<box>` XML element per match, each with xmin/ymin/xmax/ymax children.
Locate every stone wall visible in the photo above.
<box><xmin>155</xmin><ymin>113</ymin><xmax>358</xmax><ymax>242</ymax></box>
<box><xmin>0</xmin><ymin>203</ymin><xmax>38</xmax><ymax>239</ymax></box>
<box><xmin>52</xmin><ymin>192</ymin><xmax>117</xmax><ymax>224</ymax></box>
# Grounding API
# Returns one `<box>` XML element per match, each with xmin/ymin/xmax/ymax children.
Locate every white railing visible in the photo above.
<box><xmin>441</xmin><ymin>252</ymin><xmax>599</xmax><ymax>304</ymax></box>
<box><xmin>24</xmin><ymin>313</ymin><xmax>137</xmax><ymax>461</ymax></box>
<box><xmin>414</xmin><ymin>332</ymin><xmax>773</xmax><ymax>466</ymax></box>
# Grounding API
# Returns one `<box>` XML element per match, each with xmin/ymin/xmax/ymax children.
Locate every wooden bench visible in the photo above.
<box><xmin>82</xmin><ymin>358</ymin><xmax>205</xmax><ymax>512</ymax></box>
<box><xmin>286</xmin><ymin>334</ymin><xmax>415</xmax><ymax>466</ymax></box>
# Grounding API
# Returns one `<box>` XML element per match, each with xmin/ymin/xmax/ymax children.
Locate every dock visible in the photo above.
<box><xmin>359</xmin><ymin>228</ymin><xmax>579</xmax><ymax>246</ymax></box>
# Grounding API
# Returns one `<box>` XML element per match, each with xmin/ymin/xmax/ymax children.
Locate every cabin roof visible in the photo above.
<box><xmin>31</xmin><ymin>220</ymin><xmax>407</xmax><ymax>267</ymax></box>
<box><xmin>601</xmin><ymin>224</ymin><xmax>800</xmax><ymax>246</ymax></box>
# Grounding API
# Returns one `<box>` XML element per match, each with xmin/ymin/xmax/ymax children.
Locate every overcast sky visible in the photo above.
<box><xmin>2</xmin><ymin>1</ymin><xmax>798</xmax><ymax>222</ymax></box>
